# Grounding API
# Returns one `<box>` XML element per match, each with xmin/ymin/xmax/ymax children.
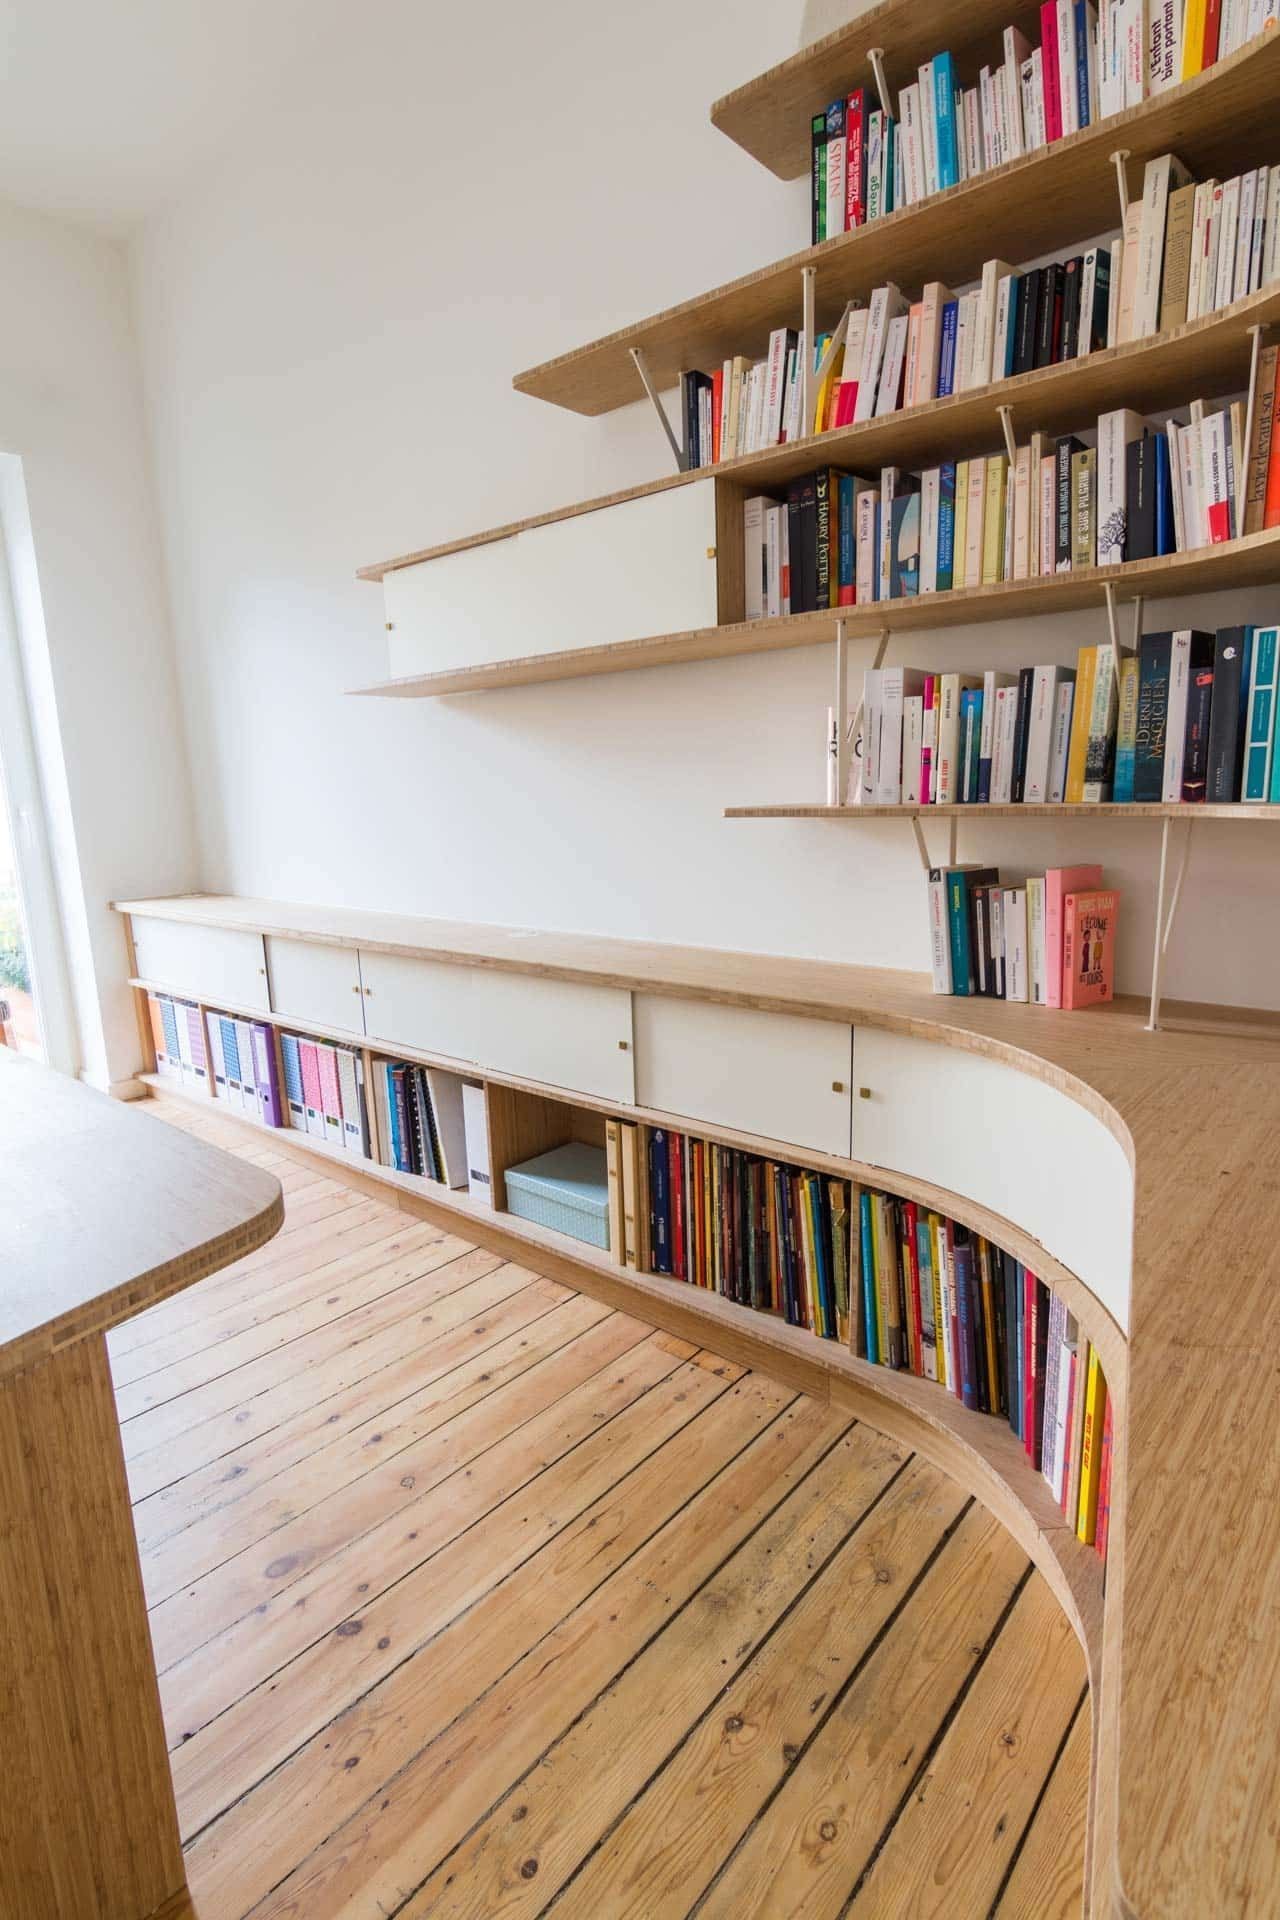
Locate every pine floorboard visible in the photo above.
<box><xmin>122</xmin><ymin>1094</ymin><xmax>1090</xmax><ymax>1920</ymax></box>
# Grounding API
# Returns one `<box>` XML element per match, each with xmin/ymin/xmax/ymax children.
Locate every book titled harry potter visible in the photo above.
<box><xmin>1061</xmin><ymin>889</ymin><xmax>1118</xmax><ymax>1010</ymax></box>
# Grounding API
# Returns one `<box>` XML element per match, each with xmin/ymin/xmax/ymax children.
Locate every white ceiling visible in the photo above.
<box><xmin>0</xmin><ymin>0</ymin><xmax>343</xmax><ymax>234</ymax></box>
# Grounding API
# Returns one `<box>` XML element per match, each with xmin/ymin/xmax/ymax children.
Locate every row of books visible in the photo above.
<box><xmin>854</xmin><ymin>1187</ymin><xmax>1113</xmax><ymax>1554</ymax></box>
<box><xmin>372</xmin><ymin>1060</ymin><xmax>468</xmax><ymax>1188</ymax></box>
<box><xmin>682</xmin><ymin>145</ymin><xmax>1280</xmax><ymax>471</ymax></box>
<box><xmin>279</xmin><ymin>1030</ymin><xmax>369</xmax><ymax>1157</ymax></box>
<box><xmin>926</xmin><ymin>862</ymin><xmax>1117</xmax><ymax>1004</ymax></box>
<box><xmin>808</xmin><ymin>8</ymin><xmax>1273</xmax><ymax>246</ymax></box>
<box><xmin>855</xmin><ymin>624</ymin><xmax>1273</xmax><ymax>809</ymax></box>
<box><xmin>607</xmin><ymin>1121</ymin><xmax>854</xmax><ymax>1340</ymax></box>
<box><xmin>742</xmin><ymin>391</ymin><xmax>1264</xmax><ymax>616</ymax></box>
<box><xmin>149</xmin><ymin>993</ymin><xmax>282</xmax><ymax>1124</ymax></box>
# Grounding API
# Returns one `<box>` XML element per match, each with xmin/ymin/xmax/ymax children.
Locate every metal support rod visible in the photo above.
<box><xmin>811</xmin><ymin>301</ymin><xmax>856</xmax><ymax>438</ymax></box>
<box><xmin>629</xmin><ymin>347</ymin><xmax>685</xmax><ymax>473</ymax></box>
<box><xmin>1103</xmin><ymin>580</ymin><xmax>1121</xmax><ymax>654</ymax></box>
<box><xmin>997</xmin><ymin>404</ymin><xmax>1018</xmax><ymax>465</ymax></box>
<box><xmin>1109</xmin><ymin>149</ymin><xmax>1131</xmax><ymax>224</ymax></box>
<box><xmin>1131</xmin><ymin>595</ymin><xmax>1144</xmax><ymax>649</ymax></box>
<box><xmin>832</xmin><ymin>618</ymin><xmax>849</xmax><ymax>806</ymax></box>
<box><xmin>910</xmin><ymin>815</ymin><xmax>933</xmax><ymax>874</ymax></box>
<box><xmin>1241</xmin><ymin>323</ymin><xmax>1269</xmax><ymax>527</ymax></box>
<box><xmin>801</xmin><ymin>266</ymin><xmax>818</xmax><ymax>441</ymax></box>
<box><xmin>848</xmin><ymin>627</ymin><xmax>891</xmax><ymax>806</ymax></box>
<box><xmin>867</xmin><ymin>46</ymin><xmax>891</xmax><ymax>117</ymax></box>
<box><xmin>1146</xmin><ymin>818</ymin><xmax>1195</xmax><ymax>1031</ymax></box>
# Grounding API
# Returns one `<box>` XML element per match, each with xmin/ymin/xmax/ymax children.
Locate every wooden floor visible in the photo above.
<box><xmin>115</xmin><ymin>1094</ymin><xmax>1090</xmax><ymax>1920</ymax></box>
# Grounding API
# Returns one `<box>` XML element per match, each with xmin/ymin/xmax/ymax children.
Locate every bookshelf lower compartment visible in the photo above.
<box><xmin>141</xmin><ymin>1066</ymin><xmax>1105</xmax><ymax>1679</ymax></box>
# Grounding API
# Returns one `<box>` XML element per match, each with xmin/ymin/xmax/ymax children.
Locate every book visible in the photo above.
<box><xmin>1134</xmin><ymin>631</ymin><xmax>1174</xmax><ymax>800</ymax></box>
<box><xmin>1205</xmin><ymin>625</ymin><xmax>1255</xmax><ymax>801</ymax></box>
<box><xmin>1062</xmin><ymin>888</ymin><xmax>1118</xmax><ymax>1008</ymax></box>
<box><xmin>1046</xmin><ymin>864</ymin><xmax>1104</xmax><ymax>1008</ymax></box>
<box><xmin>1076</xmin><ymin>1348</ymin><xmax>1107</xmax><ymax>1542</ymax></box>
<box><xmin>1244</xmin><ymin>625</ymin><xmax>1279</xmax><ymax>800</ymax></box>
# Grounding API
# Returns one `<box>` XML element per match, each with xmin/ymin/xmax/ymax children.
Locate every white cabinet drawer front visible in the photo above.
<box><xmin>633</xmin><ymin>996</ymin><xmax>853</xmax><ymax>1159</ymax></box>
<box><xmin>131</xmin><ymin>916</ymin><xmax>269</xmax><ymax>1014</ymax></box>
<box><xmin>357</xmin><ymin>951</ymin><xmax>478</xmax><ymax>1064</ymax></box>
<box><xmin>266</xmin><ymin>938</ymin><xmax>364</xmax><ymax>1036</ymax></box>
<box><xmin>471</xmin><ymin>973</ymin><xmax>634</xmax><ymax>1105</ymax></box>
<box><xmin>383</xmin><ymin>480</ymin><xmax>719</xmax><ymax>678</ymax></box>
<box><xmin>851</xmin><ymin>1028</ymin><xmax>1133</xmax><ymax>1331</ymax></box>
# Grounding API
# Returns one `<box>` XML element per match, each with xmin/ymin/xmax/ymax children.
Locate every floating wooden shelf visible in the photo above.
<box><xmin>515</xmin><ymin>35</ymin><xmax>1280</xmax><ymax>415</ymax></box>
<box><xmin>726</xmin><ymin>802</ymin><xmax>1280</xmax><ymax>821</ymax></box>
<box><xmin>362</xmin><ymin>284</ymin><xmax>1280</xmax><ymax>583</ymax></box>
<box><xmin>351</xmin><ymin>525</ymin><xmax>1280</xmax><ymax>698</ymax></box>
<box><xmin>710</xmin><ymin>0</ymin><xmax>1040</xmax><ymax>179</ymax></box>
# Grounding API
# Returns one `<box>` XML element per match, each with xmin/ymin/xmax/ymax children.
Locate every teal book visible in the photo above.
<box><xmin>1244</xmin><ymin>624</ymin><xmax>1278</xmax><ymax>801</ymax></box>
<box><xmin>933</xmin><ymin>54</ymin><xmax>959</xmax><ymax>189</ymax></box>
<box><xmin>936</xmin><ymin>460</ymin><xmax>957</xmax><ymax>591</ymax></box>
<box><xmin>860</xmin><ymin>1189</ymin><xmax>878</xmax><ymax>1365</ymax></box>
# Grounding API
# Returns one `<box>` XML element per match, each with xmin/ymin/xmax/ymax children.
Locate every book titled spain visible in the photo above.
<box><xmin>1062</xmin><ymin>889</ymin><xmax>1118</xmax><ymax>1009</ymax></box>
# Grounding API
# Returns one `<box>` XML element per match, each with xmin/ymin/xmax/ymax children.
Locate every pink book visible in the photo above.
<box><xmin>1062</xmin><ymin>889</ymin><xmax>1119</xmax><ymax>1010</ymax></box>
<box><xmin>1044</xmin><ymin>864</ymin><xmax>1102</xmax><ymax>1007</ymax></box>
<box><xmin>920</xmin><ymin>674</ymin><xmax>937</xmax><ymax>803</ymax></box>
<box><xmin>1060</xmin><ymin>1347</ymin><xmax>1078</xmax><ymax>1515</ymax></box>
<box><xmin>184</xmin><ymin>1004</ymin><xmax>207</xmax><ymax>1075</ymax></box>
<box><xmin>316</xmin><ymin>1044</ymin><xmax>345</xmax><ymax>1145</ymax></box>
<box><xmin>1040</xmin><ymin>1</ymin><xmax>1063</xmax><ymax>142</ymax></box>
<box><xmin>299</xmin><ymin>1040</ymin><xmax>323</xmax><ymax>1114</ymax></box>
<box><xmin>833</xmin><ymin>380</ymin><xmax>858</xmax><ymax>428</ymax></box>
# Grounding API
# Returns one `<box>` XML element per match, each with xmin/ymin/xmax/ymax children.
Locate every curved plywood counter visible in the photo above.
<box><xmin>114</xmin><ymin>891</ymin><xmax>1280</xmax><ymax>1917</ymax></box>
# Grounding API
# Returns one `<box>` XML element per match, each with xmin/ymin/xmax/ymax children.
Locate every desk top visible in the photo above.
<box><xmin>0</xmin><ymin>1053</ymin><xmax>282</xmax><ymax>1380</ymax></box>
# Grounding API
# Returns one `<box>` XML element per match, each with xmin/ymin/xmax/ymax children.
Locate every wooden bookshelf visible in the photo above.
<box><xmin>362</xmin><ymin>283</ymin><xmax>1280</xmax><ymax>584</ymax></box>
<box><xmin>726</xmin><ymin>801</ymin><xmax>1280</xmax><ymax>820</ymax></box>
<box><xmin>709</xmin><ymin>0</ymin><xmax>1039</xmax><ymax>179</ymax></box>
<box><xmin>515</xmin><ymin>34</ymin><xmax>1280</xmax><ymax>414</ymax></box>
<box><xmin>352</xmin><ymin>525</ymin><xmax>1280</xmax><ymax>698</ymax></box>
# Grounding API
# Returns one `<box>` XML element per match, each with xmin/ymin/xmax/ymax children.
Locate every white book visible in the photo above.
<box><xmin>1201</xmin><ymin>408</ymin><xmax>1233</xmax><ymax>538</ymax></box>
<box><xmin>1024</xmin><ymin>665</ymin><xmax>1073</xmax><ymax>802</ymax></box>
<box><xmin>1097</xmin><ymin>407</ymin><xmax>1144</xmax><ymax>564</ymax></box>
<box><xmin>742</xmin><ymin>496</ymin><xmax>767</xmax><ymax>620</ymax></box>
<box><xmin>899</xmin><ymin>84</ymin><xmax>924</xmax><ymax>205</ymax></box>
<box><xmin>855</xmin><ymin>283</ymin><xmax>906</xmax><ymax>423</ymax></box>
<box><xmin>921</xmin><ymin>467</ymin><xmax>941</xmax><ymax>593</ymax></box>
<box><xmin>1178</xmin><ymin>420</ymin><xmax>1206</xmax><ymax>546</ymax></box>
<box><xmin>979</xmin><ymin>66</ymin><xmax>999</xmax><ymax>168</ymax></box>
<box><xmin>825</xmin><ymin>118</ymin><xmax>847</xmax><ymax>242</ymax></box>
<box><xmin>1135</xmin><ymin>153</ymin><xmax>1193</xmax><ymax>340</ymax></box>
<box><xmin>875</xmin><ymin>313</ymin><xmax>910</xmax><ymax>414</ymax></box>
<box><xmin>1264</xmin><ymin>169</ymin><xmax>1280</xmax><ymax>285</ymax></box>
<box><xmin>1004</xmin><ymin>890</ymin><xmax>1029</xmax><ymax>1002</ymax></box>
<box><xmin>1026</xmin><ymin>876</ymin><xmax>1048</xmax><ymax>1004</ymax></box>
<box><xmin>876</xmin><ymin>667</ymin><xmax>928</xmax><ymax>803</ymax></box>
<box><xmin>917</xmin><ymin>282</ymin><xmax>952</xmax><ymax>402</ymax></box>
<box><xmin>861</xmin><ymin>668</ymin><xmax>884</xmax><ymax>801</ymax></box>
<box><xmin>955</xmin><ymin>289</ymin><xmax>980</xmax><ymax>392</ymax></box>
<box><xmin>935</xmin><ymin>674</ymin><xmax>969</xmax><ymax>804</ymax></box>
<box><xmin>1004</xmin><ymin>26</ymin><xmax>1032</xmax><ymax>148</ymax></box>
<box><xmin>1039</xmin><ymin>454</ymin><xmax>1057</xmax><ymax>576</ymax></box>
<box><xmin>1013</xmin><ymin>446</ymin><xmax>1032</xmax><ymax>579</ymax></box>
<box><xmin>1058</xmin><ymin>0</ymin><xmax>1080</xmax><ymax>134</ymax></box>
<box><xmin>1235</xmin><ymin>169</ymin><xmax>1258</xmax><ymax>302</ymax></box>
<box><xmin>963</xmin><ymin>87</ymin><xmax>985</xmax><ymax>177</ymax></box>
<box><xmin>1162</xmin><ymin>629</ymin><xmax>1194</xmax><ymax>800</ymax></box>
<box><xmin>1147</xmin><ymin>0</ymin><xmax>1183</xmax><ymax>92</ymax></box>
<box><xmin>927</xmin><ymin>871</ymin><xmax>954</xmax><ymax>993</ymax></box>
<box><xmin>991</xmin><ymin>61</ymin><xmax>1011</xmax><ymax>164</ymax></box>
<box><xmin>1166</xmin><ymin>417</ymin><xmax>1188</xmax><ymax>551</ymax></box>
<box><xmin>1100</xmin><ymin>0</ymin><xmax>1125</xmax><ymax>114</ymax></box>
<box><xmin>764</xmin><ymin>504</ymin><xmax>783</xmax><ymax>618</ymax></box>
<box><xmin>856</xmin><ymin>487</ymin><xmax>879</xmax><ymax>602</ymax></box>
<box><xmin>1022</xmin><ymin>54</ymin><xmax>1044</xmax><ymax>148</ymax></box>
<box><xmin>979</xmin><ymin>671</ymin><xmax>1018</xmax><ymax>792</ymax></box>
<box><xmin>462</xmin><ymin>1082</ymin><xmax>493</xmax><ymax>1206</ymax></box>
<box><xmin>866</xmin><ymin>111</ymin><xmax>885</xmax><ymax>221</ymax></box>
<box><xmin>964</xmin><ymin>456</ymin><xmax>987</xmax><ymax>585</ymax></box>
<box><xmin>1202</xmin><ymin>182</ymin><xmax>1226</xmax><ymax>315</ymax></box>
<box><xmin>1106</xmin><ymin>233</ymin><xmax>1123</xmax><ymax>345</ymax></box>
<box><xmin>1048</xmin><ymin>678</ymin><xmax>1075</xmax><ymax>800</ymax></box>
<box><xmin>762</xmin><ymin>328</ymin><xmax>792</xmax><ymax>445</ymax></box>
<box><xmin>1188</xmin><ymin>180</ymin><xmax>1215</xmax><ymax>320</ymax></box>
<box><xmin>1220</xmin><ymin>0</ymin><xmax>1245</xmax><ymax>51</ymax></box>
<box><xmin>989</xmin><ymin>889</ymin><xmax>1005</xmax><ymax>997</ymax></box>
<box><xmin>903</xmin><ymin>696</ymin><xmax>925</xmax><ymax>802</ymax></box>
<box><xmin>973</xmin><ymin>257</ymin><xmax>1015</xmax><ymax>389</ymax></box>
<box><xmin>993</xmin><ymin>682</ymin><xmax>1021</xmax><ymax>801</ymax></box>
<box><xmin>918</xmin><ymin>60</ymin><xmax>939</xmax><ymax>197</ymax></box>
<box><xmin>1214</xmin><ymin>176</ymin><xmax>1242</xmax><ymax>313</ymax></box>
<box><xmin>1041</xmin><ymin>1295</ymin><xmax>1067</xmax><ymax>1495</ymax></box>
<box><xmin>1121</xmin><ymin>0</ymin><xmax>1147</xmax><ymax>104</ymax></box>
<box><xmin>423</xmin><ymin>1067</ymin><xmax>468</xmax><ymax>1187</ymax></box>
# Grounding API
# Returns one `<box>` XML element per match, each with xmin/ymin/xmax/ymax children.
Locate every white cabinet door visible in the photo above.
<box><xmin>130</xmin><ymin>915</ymin><xmax>269</xmax><ymax>1014</ymax></box>
<box><xmin>470</xmin><ymin>973</ymin><xmax>634</xmax><ymax>1105</ymax></box>
<box><xmin>266</xmin><ymin>937</ymin><xmax>364</xmax><ymax>1036</ymax></box>
<box><xmin>633</xmin><ymin>996</ymin><xmax>853</xmax><ymax>1158</ymax></box>
<box><xmin>383</xmin><ymin>479</ymin><xmax>720</xmax><ymax>678</ymax></box>
<box><xmin>357</xmin><ymin>950</ymin><xmax>478</xmax><ymax>1064</ymax></box>
<box><xmin>851</xmin><ymin>1027</ymin><xmax>1133</xmax><ymax>1331</ymax></box>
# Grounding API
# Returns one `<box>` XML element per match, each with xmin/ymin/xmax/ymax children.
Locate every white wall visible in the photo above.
<box><xmin>0</xmin><ymin>197</ymin><xmax>197</xmax><ymax>1087</ymax></box>
<box><xmin>130</xmin><ymin>0</ymin><xmax>1280</xmax><ymax>1012</ymax></box>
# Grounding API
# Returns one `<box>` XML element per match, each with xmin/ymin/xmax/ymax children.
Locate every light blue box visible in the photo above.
<box><xmin>504</xmin><ymin>1142</ymin><xmax>610</xmax><ymax>1250</ymax></box>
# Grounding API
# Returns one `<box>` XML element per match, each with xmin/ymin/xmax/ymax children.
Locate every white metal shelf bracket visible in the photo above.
<box><xmin>997</xmin><ymin>404</ymin><xmax>1018</xmax><ymax>465</ymax></box>
<box><xmin>801</xmin><ymin>266</ymin><xmax>818</xmax><ymax>440</ymax></box>
<box><xmin>629</xmin><ymin>347</ymin><xmax>686</xmax><ymax>473</ymax></box>
<box><xmin>1146</xmin><ymin>815</ymin><xmax>1195</xmax><ymax>1031</ymax></box>
<box><xmin>907</xmin><ymin>811</ymin><xmax>959</xmax><ymax>873</ymax></box>
<box><xmin>1109</xmin><ymin>149</ymin><xmax>1131</xmax><ymax>224</ymax></box>
<box><xmin>867</xmin><ymin>46</ymin><xmax>891</xmax><ymax>117</ymax></box>
<box><xmin>830</xmin><ymin>618</ymin><xmax>849</xmax><ymax>806</ymax></box>
<box><xmin>1242</xmin><ymin>323</ymin><xmax>1271</xmax><ymax>515</ymax></box>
